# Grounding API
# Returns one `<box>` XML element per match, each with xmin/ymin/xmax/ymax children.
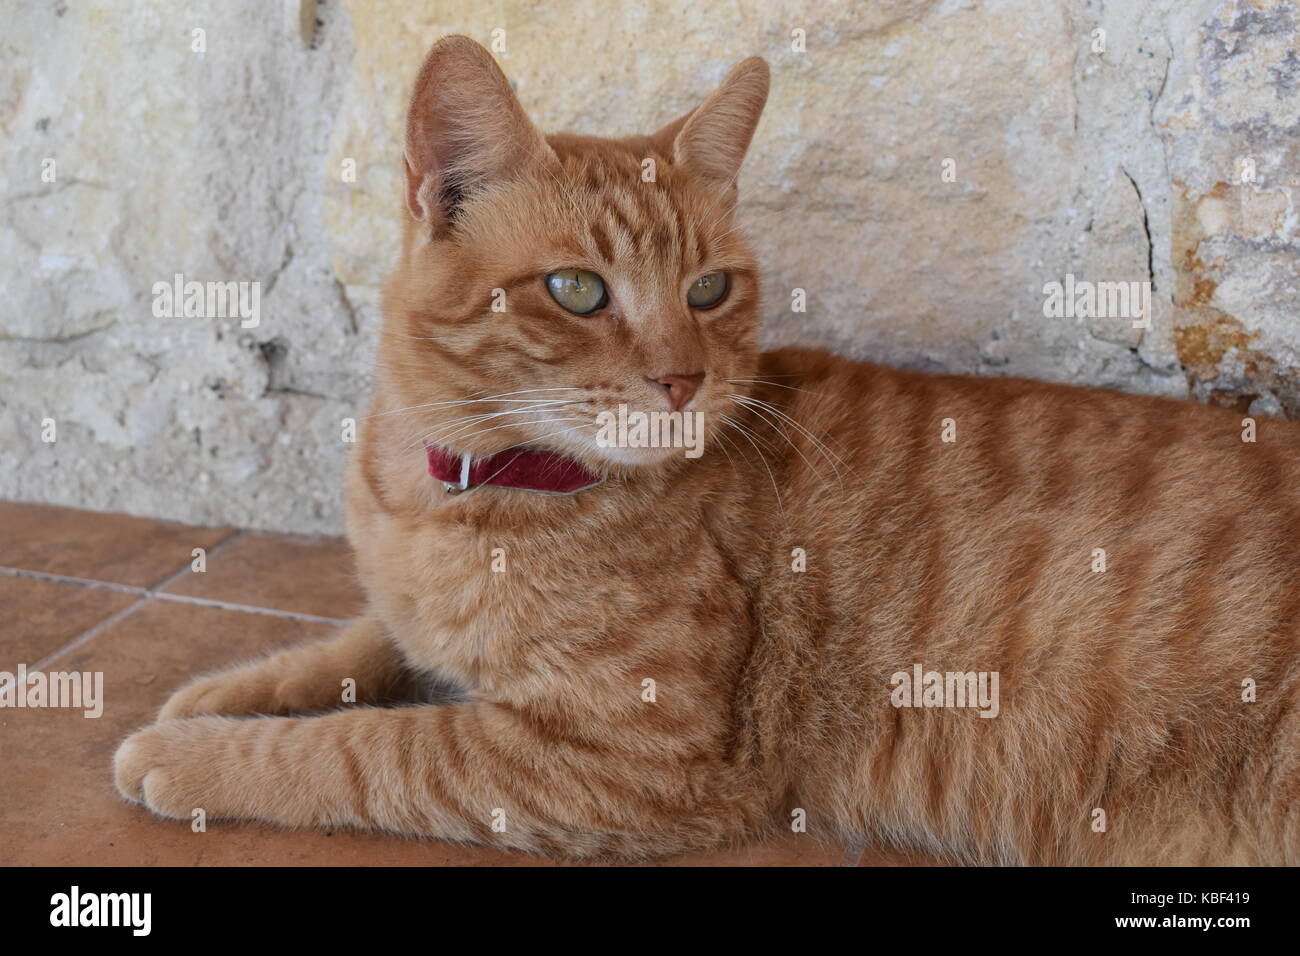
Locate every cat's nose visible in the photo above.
<box><xmin>647</xmin><ymin>372</ymin><xmax>705</xmax><ymax>411</ymax></box>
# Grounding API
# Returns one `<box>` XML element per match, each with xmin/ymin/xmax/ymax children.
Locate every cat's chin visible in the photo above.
<box><xmin>590</xmin><ymin>444</ymin><xmax>699</xmax><ymax>469</ymax></box>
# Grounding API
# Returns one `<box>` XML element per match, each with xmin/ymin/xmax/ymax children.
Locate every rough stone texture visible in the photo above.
<box><xmin>1</xmin><ymin>0</ymin><xmax>1296</xmax><ymax>533</ymax></box>
<box><xmin>1162</xmin><ymin>1</ymin><xmax>1300</xmax><ymax>417</ymax></box>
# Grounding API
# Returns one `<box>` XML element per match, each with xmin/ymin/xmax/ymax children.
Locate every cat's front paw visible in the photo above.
<box><xmin>113</xmin><ymin>718</ymin><xmax>232</xmax><ymax>820</ymax></box>
<box><xmin>158</xmin><ymin>668</ymin><xmax>282</xmax><ymax>721</ymax></box>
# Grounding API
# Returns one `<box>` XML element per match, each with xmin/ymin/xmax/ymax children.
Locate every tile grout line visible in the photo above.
<box><xmin>1</xmin><ymin>529</ymin><xmax>249</xmax><ymax>604</ymax></box>
<box><xmin>150</xmin><ymin>527</ymin><xmax>246</xmax><ymax>592</ymax></box>
<box><xmin>166</xmin><ymin>528</ymin><xmax>241</xmax><ymax>575</ymax></box>
<box><xmin>31</xmin><ymin>594</ymin><xmax>152</xmax><ymax>672</ymax></box>
<box><xmin>1</xmin><ymin>565</ymin><xmax>350</xmax><ymax>626</ymax></box>
<box><xmin>1</xmin><ymin>566</ymin><xmax>150</xmax><ymax>598</ymax></box>
<box><xmin>5</xmin><ymin>536</ymin><xmax>348</xmax><ymax>669</ymax></box>
<box><xmin>150</xmin><ymin>591</ymin><xmax>348</xmax><ymax>626</ymax></box>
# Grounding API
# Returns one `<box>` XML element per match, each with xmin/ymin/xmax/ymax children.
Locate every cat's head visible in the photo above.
<box><xmin>379</xmin><ymin>36</ymin><xmax>769</xmax><ymax>475</ymax></box>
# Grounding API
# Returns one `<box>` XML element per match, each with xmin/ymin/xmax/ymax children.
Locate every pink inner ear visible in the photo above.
<box><xmin>403</xmin><ymin>155</ymin><xmax>425</xmax><ymax>221</ymax></box>
<box><xmin>400</xmin><ymin>38</ymin><xmax>562</xmax><ymax>233</ymax></box>
<box><xmin>670</xmin><ymin>57</ymin><xmax>769</xmax><ymax>188</ymax></box>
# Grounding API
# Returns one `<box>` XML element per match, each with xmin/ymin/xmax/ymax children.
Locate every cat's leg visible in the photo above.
<box><xmin>158</xmin><ymin>617</ymin><xmax>416</xmax><ymax>720</ymax></box>
<box><xmin>114</xmin><ymin>703</ymin><xmax>759</xmax><ymax>858</ymax></box>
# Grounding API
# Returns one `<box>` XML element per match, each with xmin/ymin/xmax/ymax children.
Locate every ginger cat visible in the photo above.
<box><xmin>115</xmin><ymin>36</ymin><xmax>1300</xmax><ymax>865</ymax></box>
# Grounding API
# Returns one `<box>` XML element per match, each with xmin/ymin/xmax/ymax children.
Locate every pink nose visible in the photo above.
<box><xmin>648</xmin><ymin>372</ymin><xmax>705</xmax><ymax>411</ymax></box>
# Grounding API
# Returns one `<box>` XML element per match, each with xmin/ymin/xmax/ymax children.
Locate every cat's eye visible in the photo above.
<box><xmin>687</xmin><ymin>271</ymin><xmax>728</xmax><ymax>309</ymax></box>
<box><xmin>545</xmin><ymin>269</ymin><xmax>608</xmax><ymax>315</ymax></box>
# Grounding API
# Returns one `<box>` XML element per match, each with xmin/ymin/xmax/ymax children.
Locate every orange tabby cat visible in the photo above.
<box><xmin>115</xmin><ymin>36</ymin><xmax>1300</xmax><ymax>865</ymax></box>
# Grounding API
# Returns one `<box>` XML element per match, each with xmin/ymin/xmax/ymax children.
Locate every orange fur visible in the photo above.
<box><xmin>116</xmin><ymin>36</ymin><xmax>1300</xmax><ymax>864</ymax></box>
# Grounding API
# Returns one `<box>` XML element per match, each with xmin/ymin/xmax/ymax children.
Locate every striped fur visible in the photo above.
<box><xmin>116</xmin><ymin>37</ymin><xmax>1300</xmax><ymax>864</ymax></box>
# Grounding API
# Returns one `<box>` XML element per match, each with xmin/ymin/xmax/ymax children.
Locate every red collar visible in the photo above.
<box><xmin>425</xmin><ymin>444</ymin><xmax>604</xmax><ymax>495</ymax></box>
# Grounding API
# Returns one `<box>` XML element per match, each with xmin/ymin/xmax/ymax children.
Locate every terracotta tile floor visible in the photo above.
<box><xmin>0</xmin><ymin>502</ymin><xmax>925</xmax><ymax>866</ymax></box>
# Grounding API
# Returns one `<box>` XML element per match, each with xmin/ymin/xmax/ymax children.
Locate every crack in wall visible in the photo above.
<box><xmin>335</xmin><ymin>278</ymin><xmax>359</xmax><ymax>335</ymax></box>
<box><xmin>1120</xmin><ymin>166</ymin><xmax>1157</xmax><ymax>294</ymax></box>
<box><xmin>0</xmin><ymin>317</ymin><xmax>118</xmax><ymax>344</ymax></box>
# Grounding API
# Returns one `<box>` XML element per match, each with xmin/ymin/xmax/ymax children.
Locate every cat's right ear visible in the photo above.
<box><xmin>655</xmin><ymin>56</ymin><xmax>770</xmax><ymax>189</ymax></box>
<box><xmin>403</xmin><ymin>36</ymin><xmax>555</xmax><ymax>236</ymax></box>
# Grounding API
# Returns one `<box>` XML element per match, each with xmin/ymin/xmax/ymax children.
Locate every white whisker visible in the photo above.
<box><xmin>428</xmin><ymin>417</ymin><xmax>588</xmax><ymax>450</ymax></box>
<box><xmin>726</xmin><ymin>378</ymin><xmax>821</xmax><ymax>397</ymax></box>
<box><xmin>731</xmin><ymin>394</ymin><xmax>848</xmax><ymax>486</ymax></box>
<box><xmin>405</xmin><ymin>403</ymin><xmax>583</xmax><ymax>451</ymax></box>
<box><xmin>721</xmin><ymin>413</ymin><xmax>782</xmax><ymax>513</ymax></box>
<box><xmin>731</xmin><ymin>396</ymin><xmax>826</xmax><ymax>486</ymax></box>
<box><xmin>369</xmin><ymin>387</ymin><xmax>581</xmax><ymax>420</ymax></box>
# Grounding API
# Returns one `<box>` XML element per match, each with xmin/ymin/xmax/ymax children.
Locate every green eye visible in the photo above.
<box><xmin>687</xmin><ymin>271</ymin><xmax>728</xmax><ymax>308</ymax></box>
<box><xmin>545</xmin><ymin>269</ymin><xmax>608</xmax><ymax>315</ymax></box>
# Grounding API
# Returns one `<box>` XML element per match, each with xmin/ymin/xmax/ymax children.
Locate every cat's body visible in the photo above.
<box><xmin>348</xmin><ymin>347</ymin><xmax>1300</xmax><ymax>864</ymax></box>
<box><xmin>115</xmin><ymin>37</ymin><xmax>1300</xmax><ymax>865</ymax></box>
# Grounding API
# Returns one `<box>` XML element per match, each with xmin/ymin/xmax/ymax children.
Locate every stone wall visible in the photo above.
<box><xmin>1</xmin><ymin>0</ymin><xmax>1296</xmax><ymax>533</ymax></box>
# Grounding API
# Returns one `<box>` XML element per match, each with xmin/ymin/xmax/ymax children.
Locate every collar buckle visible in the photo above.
<box><xmin>442</xmin><ymin>452</ymin><xmax>473</xmax><ymax>495</ymax></box>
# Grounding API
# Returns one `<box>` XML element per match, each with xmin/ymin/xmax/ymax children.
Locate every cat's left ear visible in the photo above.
<box><xmin>403</xmin><ymin>35</ymin><xmax>557</xmax><ymax>236</ymax></box>
<box><xmin>656</xmin><ymin>57</ymin><xmax>770</xmax><ymax>187</ymax></box>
